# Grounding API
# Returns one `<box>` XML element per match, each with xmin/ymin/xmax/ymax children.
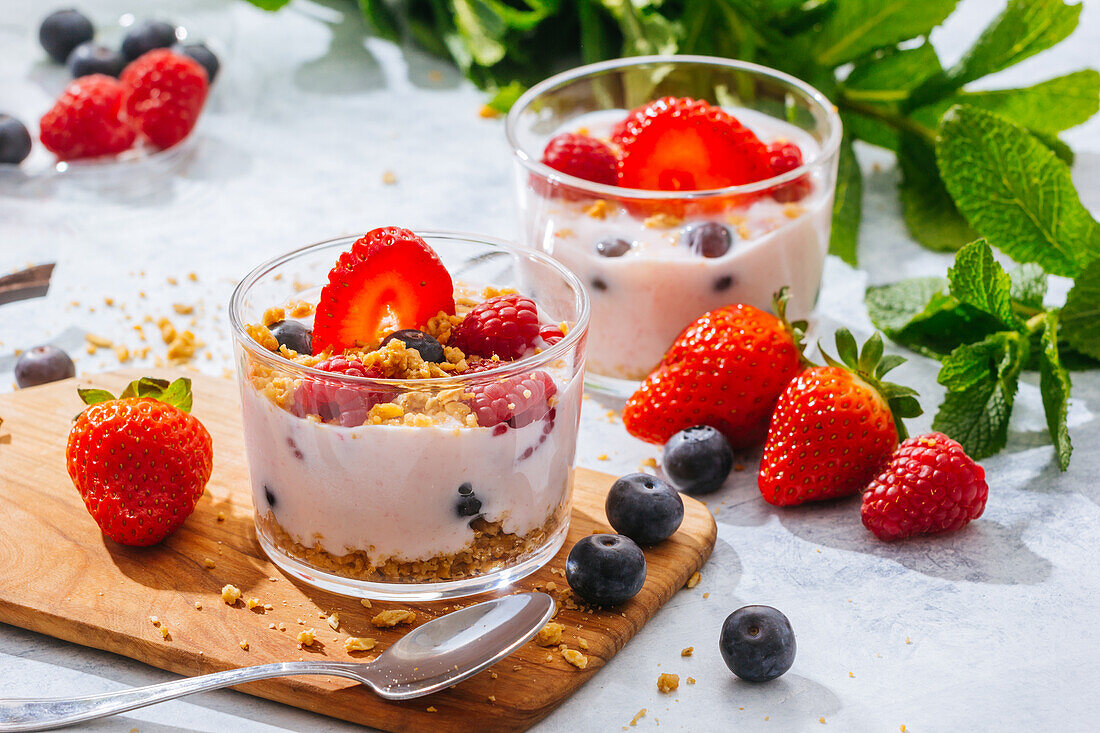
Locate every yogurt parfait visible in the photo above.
<box><xmin>229</xmin><ymin>228</ymin><xmax>589</xmax><ymax>600</ymax></box>
<box><xmin>507</xmin><ymin>56</ymin><xmax>841</xmax><ymax>394</ymax></box>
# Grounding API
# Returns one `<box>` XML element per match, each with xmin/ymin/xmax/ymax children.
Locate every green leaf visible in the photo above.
<box><xmin>1009</xmin><ymin>263</ymin><xmax>1048</xmax><ymax>310</ymax></box>
<box><xmin>936</xmin><ymin>105</ymin><xmax>1100</xmax><ymax>277</ymax></box>
<box><xmin>811</xmin><ymin>0</ymin><xmax>957</xmax><ymax>67</ymax></box>
<box><xmin>159</xmin><ymin>378</ymin><xmax>195</xmax><ymax>413</ymax></box>
<box><xmin>946</xmin><ymin>240</ymin><xmax>1018</xmax><ymax>329</ymax></box>
<box><xmin>485</xmin><ymin>81</ymin><xmax>527</xmax><ymax>112</ymax></box>
<box><xmin>933</xmin><ymin>331</ymin><xmax>1027</xmax><ymax>459</ymax></box>
<box><xmin>1038</xmin><ymin>311</ymin><xmax>1072</xmax><ymax>470</ymax></box>
<box><xmin>828</xmin><ymin>136</ymin><xmax>862</xmax><ymax>266</ymax></box>
<box><xmin>243</xmin><ymin>0</ymin><xmax>293</xmax><ymax>10</ymax></box>
<box><xmin>358</xmin><ymin>0</ymin><xmax>402</xmax><ymax>41</ymax></box>
<box><xmin>109</xmin><ymin>377</ymin><xmax>195</xmax><ymax>413</ymax></box>
<box><xmin>1060</xmin><ymin>258</ymin><xmax>1100</xmax><ymax>360</ymax></box>
<box><xmin>898</xmin><ymin>133</ymin><xmax>977</xmax><ymax>252</ymax></box>
<box><xmin>77</xmin><ymin>388</ymin><xmax>116</xmax><ymax>406</ymax></box>
<box><xmin>119</xmin><ymin>377</ymin><xmax>172</xmax><ymax>400</ymax></box>
<box><xmin>843</xmin><ymin>42</ymin><xmax>943</xmax><ymax>99</ymax></box>
<box><xmin>598</xmin><ymin>0</ymin><xmax>681</xmax><ymax>57</ymax></box>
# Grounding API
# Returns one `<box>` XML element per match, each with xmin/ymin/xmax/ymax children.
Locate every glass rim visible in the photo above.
<box><xmin>228</xmin><ymin>230</ymin><xmax>591</xmax><ymax>389</ymax></box>
<box><xmin>505</xmin><ymin>54</ymin><xmax>843</xmax><ymax>199</ymax></box>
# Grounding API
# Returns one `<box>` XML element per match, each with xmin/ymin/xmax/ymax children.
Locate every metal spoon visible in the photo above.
<box><xmin>0</xmin><ymin>592</ymin><xmax>554</xmax><ymax>732</ymax></box>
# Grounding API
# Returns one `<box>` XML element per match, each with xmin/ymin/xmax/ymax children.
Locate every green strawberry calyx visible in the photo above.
<box><xmin>819</xmin><ymin>328</ymin><xmax>922</xmax><ymax>440</ymax></box>
<box><xmin>77</xmin><ymin>377</ymin><xmax>194</xmax><ymax>413</ymax></box>
<box><xmin>772</xmin><ymin>287</ymin><xmax>811</xmax><ymax>367</ymax></box>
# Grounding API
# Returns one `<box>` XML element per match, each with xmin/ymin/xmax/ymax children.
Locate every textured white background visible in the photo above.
<box><xmin>2</xmin><ymin>0</ymin><xmax>1100</xmax><ymax>730</ymax></box>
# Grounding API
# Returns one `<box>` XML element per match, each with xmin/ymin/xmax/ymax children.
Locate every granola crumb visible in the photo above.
<box><xmin>360</xmin><ymin>598</ymin><xmax>372</xmax><ymax>608</ymax></box>
<box><xmin>819</xmin><ymin>717</ymin><xmax>826</xmax><ymax>724</ymax></box>
<box><xmin>426</xmin><ymin>706</ymin><xmax>438</xmax><ymax>713</ymax></box>
<box><xmin>630</xmin><ymin>708</ymin><xmax>646</xmax><ymax>726</ymax></box>
<box><xmin>159</xmin><ymin>626</ymin><xmax>170</xmax><ymax>640</ymax></box>
<box><xmin>345</xmin><ymin>637</ymin><xmax>377</xmax><ymax>653</ymax></box>
<box><xmin>490</xmin><ymin>671</ymin><xmax>498</xmax><ymax>679</ymax></box>
<box><xmin>640</xmin><ymin>457</ymin><xmax>658</xmax><ymax>469</ymax></box>
<box><xmin>681</xmin><ymin>646</ymin><xmax>694</xmax><ymax>657</ymax></box>
<box><xmin>577</xmin><ymin>637</ymin><xmax>589</xmax><ymax>650</ymax></box>
<box><xmin>216</xmin><ymin>511</ymin><xmax>226</xmax><ymax>522</ymax></box>
<box><xmin>194</xmin><ymin>601</ymin><xmax>202</xmax><ymax>610</ymax></box>
<box><xmin>703</xmin><ymin>593</ymin><xmax>710</xmax><ymax>599</ymax></box>
<box><xmin>478</xmin><ymin>105</ymin><xmax>501</xmax><ymax>119</ymax></box>
<box><xmin>686</xmin><ymin>676</ymin><xmax>696</xmax><ymax>685</ymax></box>
<box><xmin>239</xmin><ymin>640</ymin><xmax>249</xmax><ymax>651</ymax></box>
<box><xmin>247</xmin><ymin>597</ymin><xmax>261</xmax><ymax>610</ymax></box>
<box><xmin>657</xmin><ymin>673</ymin><xmax>679</xmax><ymax>693</ymax></box>
<box><xmin>203</xmin><ymin>558</ymin><xmax>216</xmax><ymax>569</ymax></box>
<box><xmin>173</xmin><ymin>303</ymin><xmax>194</xmax><ymax>315</ymax></box>
<box><xmin>643</xmin><ymin>212</ymin><xmax>683</xmax><ymax>229</ymax></box>
<box><xmin>149</xmin><ymin>616</ymin><xmax>160</xmax><ymax>626</ymax></box>
<box><xmin>535</xmin><ymin>622</ymin><xmax>564</xmax><ymax>647</ymax></box>
<box><xmin>597</xmin><ymin>453</ymin><xmax>609</xmax><ymax>461</ymax></box>
<box><xmin>686</xmin><ymin>571</ymin><xmax>701</xmax><ymax>589</ymax></box>
<box><xmin>849</xmin><ymin>672</ymin><xmax>855</xmax><ymax>678</ymax></box>
<box><xmin>488</xmin><ymin>695</ymin><xmax>496</xmax><ymax>703</ymax></box>
<box><xmin>326</xmin><ymin>613</ymin><xmax>340</xmax><ymax>631</ymax></box>
<box><xmin>221</xmin><ymin>584</ymin><xmax>242</xmax><ymax>604</ymax></box>
<box><xmin>905</xmin><ymin>637</ymin><xmax>912</xmax><ymax>645</ymax></box>
<box><xmin>372</xmin><ymin>609</ymin><xmax>416</xmax><ymax>628</ymax></box>
<box><xmin>562</xmin><ymin>649</ymin><xmax>588</xmax><ymax>669</ymax></box>
<box><xmin>584</xmin><ymin>200</ymin><xmax>610</xmax><ymax>219</ymax></box>
<box><xmin>382</xmin><ymin>170</ymin><xmax>398</xmax><ymax>185</ymax></box>
<box><xmin>296</xmin><ymin>628</ymin><xmax>316</xmax><ymax>648</ymax></box>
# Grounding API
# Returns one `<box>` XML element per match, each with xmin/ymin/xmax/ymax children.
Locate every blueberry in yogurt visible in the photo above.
<box><xmin>67</xmin><ymin>42</ymin><xmax>125</xmax><ymax>78</ymax></box>
<box><xmin>684</xmin><ymin>222</ymin><xmax>733</xmax><ymax>258</ymax></box>
<box><xmin>596</xmin><ymin>238</ymin><xmax>632</xmax><ymax>257</ymax></box>
<box><xmin>121</xmin><ymin>19</ymin><xmax>178</xmax><ymax>62</ymax></box>
<box><xmin>39</xmin><ymin>9</ymin><xmax>94</xmax><ymax>64</ymax></box>
<box><xmin>456</xmin><ymin>482</ymin><xmax>482</xmax><ymax>517</ymax></box>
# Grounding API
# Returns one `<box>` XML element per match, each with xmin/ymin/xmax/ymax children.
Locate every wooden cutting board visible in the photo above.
<box><xmin>0</xmin><ymin>369</ymin><xmax>716</xmax><ymax>732</ymax></box>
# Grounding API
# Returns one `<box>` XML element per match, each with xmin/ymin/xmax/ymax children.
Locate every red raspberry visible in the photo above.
<box><xmin>541</xmin><ymin>133</ymin><xmax>618</xmax><ymax>186</ymax></box>
<box><xmin>463</xmin><ymin>358</ymin><xmax>508</xmax><ymax>374</ymax></box>
<box><xmin>39</xmin><ymin>74</ymin><xmax>136</xmax><ymax>160</ymax></box>
<box><xmin>539</xmin><ymin>323</ymin><xmax>565</xmax><ymax>345</ymax></box>
<box><xmin>766</xmin><ymin>141</ymin><xmax>811</xmax><ymax>202</ymax></box>
<box><xmin>291</xmin><ymin>355</ymin><xmax>389</xmax><ymax>427</ymax></box>
<box><xmin>451</xmin><ymin>294</ymin><xmax>541</xmax><ymax>360</ymax></box>
<box><xmin>861</xmin><ymin>433</ymin><xmax>988</xmax><ymax>541</ymax></box>
<box><xmin>121</xmin><ymin>49</ymin><xmax>208</xmax><ymax>149</ymax></box>
<box><xmin>467</xmin><ymin>370</ymin><xmax>557</xmax><ymax>428</ymax></box>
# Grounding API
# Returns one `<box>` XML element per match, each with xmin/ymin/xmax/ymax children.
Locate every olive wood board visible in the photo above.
<box><xmin>0</xmin><ymin>368</ymin><xmax>717</xmax><ymax>732</ymax></box>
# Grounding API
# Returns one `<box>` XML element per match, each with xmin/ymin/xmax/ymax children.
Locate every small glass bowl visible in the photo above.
<box><xmin>506</xmin><ymin>55</ymin><xmax>842</xmax><ymax>396</ymax></box>
<box><xmin>229</xmin><ymin>232</ymin><xmax>590</xmax><ymax>601</ymax></box>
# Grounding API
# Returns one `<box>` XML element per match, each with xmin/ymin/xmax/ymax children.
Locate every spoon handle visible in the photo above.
<box><xmin>0</xmin><ymin>661</ymin><xmax>360</xmax><ymax>732</ymax></box>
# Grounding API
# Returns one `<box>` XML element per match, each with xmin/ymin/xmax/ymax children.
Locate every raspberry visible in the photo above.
<box><xmin>121</xmin><ymin>49</ymin><xmax>208</xmax><ymax>149</ymax></box>
<box><xmin>463</xmin><ymin>358</ymin><xmax>508</xmax><ymax>374</ymax></box>
<box><xmin>451</xmin><ymin>294</ymin><xmax>541</xmax><ymax>360</ymax></box>
<box><xmin>291</xmin><ymin>356</ymin><xmax>388</xmax><ymax>427</ymax></box>
<box><xmin>766</xmin><ymin>141</ymin><xmax>811</xmax><ymax>203</ymax></box>
<box><xmin>467</xmin><ymin>371</ymin><xmax>557</xmax><ymax>428</ymax></box>
<box><xmin>39</xmin><ymin>74</ymin><xmax>136</xmax><ymax>160</ymax></box>
<box><xmin>539</xmin><ymin>323</ymin><xmax>565</xmax><ymax>345</ymax></box>
<box><xmin>541</xmin><ymin>133</ymin><xmax>618</xmax><ymax>186</ymax></box>
<box><xmin>860</xmin><ymin>433</ymin><xmax>988</xmax><ymax>541</ymax></box>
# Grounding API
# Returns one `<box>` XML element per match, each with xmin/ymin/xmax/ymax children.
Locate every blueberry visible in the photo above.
<box><xmin>720</xmin><ymin>605</ymin><xmax>796</xmax><ymax>682</ymax></box>
<box><xmin>591</xmin><ymin>278</ymin><xmax>608</xmax><ymax>292</ymax></box>
<box><xmin>714</xmin><ymin>275</ymin><xmax>734</xmax><ymax>292</ymax></box>
<box><xmin>565</xmin><ymin>534</ymin><xmax>646</xmax><ymax>607</ymax></box>
<box><xmin>39</xmin><ymin>9</ymin><xmax>94</xmax><ymax>64</ymax></box>
<box><xmin>121</xmin><ymin>19</ymin><xmax>178</xmax><ymax>62</ymax></box>
<box><xmin>684</xmin><ymin>222</ymin><xmax>733</xmax><ymax>258</ymax></box>
<box><xmin>662</xmin><ymin>425</ymin><xmax>733</xmax><ymax>495</ymax></box>
<box><xmin>0</xmin><ymin>114</ymin><xmax>32</xmax><ymax>166</ymax></box>
<box><xmin>605</xmin><ymin>473</ymin><xmax>684</xmax><ymax>545</ymax></box>
<box><xmin>269</xmin><ymin>320</ymin><xmax>312</xmax><ymax>355</ymax></box>
<box><xmin>263</xmin><ymin>484</ymin><xmax>277</xmax><ymax>509</ymax></box>
<box><xmin>456</xmin><ymin>482</ymin><xmax>482</xmax><ymax>517</ymax></box>
<box><xmin>381</xmin><ymin>329</ymin><xmax>445</xmax><ymax>363</ymax></box>
<box><xmin>14</xmin><ymin>345</ymin><xmax>75</xmax><ymax>388</ymax></box>
<box><xmin>66</xmin><ymin>42</ymin><xmax>125</xmax><ymax>78</ymax></box>
<box><xmin>596</xmin><ymin>238</ymin><xmax>631</xmax><ymax>257</ymax></box>
<box><xmin>174</xmin><ymin>42</ymin><xmax>219</xmax><ymax>83</ymax></box>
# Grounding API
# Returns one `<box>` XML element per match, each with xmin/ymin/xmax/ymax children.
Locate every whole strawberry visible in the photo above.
<box><xmin>758</xmin><ymin>330</ymin><xmax>921</xmax><ymax>506</ymax></box>
<box><xmin>861</xmin><ymin>433</ymin><xmax>988</xmax><ymax>541</ymax></box>
<box><xmin>66</xmin><ymin>377</ymin><xmax>213</xmax><ymax>546</ymax></box>
<box><xmin>39</xmin><ymin>74</ymin><xmax>137</xmax><ymax>160</ymax></box>
<box><xmin>623</xmin><ymin>289</ymin><xmax>806</xmax><ymax>448</ymax></box>
<box><xmin>121</xmin><ymin>49</ymin><xmax>208</xmax><ymax>149</ymax></box>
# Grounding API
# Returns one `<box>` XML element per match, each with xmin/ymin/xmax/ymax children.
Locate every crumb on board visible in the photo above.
<box><xmin>536</xmin><ymin>622</ymin><xmax>564</xmax><ymax>647</ymax></box>
<box><xmin>345</xmin><ymin>637</ymin><xmax>377</xmax><ymax>653</ymax></box>
<box><xmin>686</xmin><ymin>571</ymin><xmax>701</xmax><ymax>589</ymax></box>
<box><xmin>221</xmin><ymin>585</ymin><xmax>242</xmax><ymax>604</ymax></box>
<box><xmin>296</xmin><ymin>629</ymin><xmax>316</xmax><ymax>648</ymax></box>
<box><xmin>239</xmin><ymin>640</ymin><xmax>249</xmax><ymax>651</ymax></box>
<box><xmin>562</xmin><ymin>649</ymin><xmax>588</xmax><ymax>669</ymax></box>
<box><xmin>657</xmin><ymin>673</ymin><xmax>679</xmax><ymax>693</ymax></box>
<box><xmin>372</xmin><ymin>609</ymin><xmax>416</xmax><ymax>627</ymax></box>
<box><xmin>327</xmin><ymin>613</ymin><xmax>340</xmax><ymax>631</ymax></box>
<box><xmin>203</xmin><ymin>558</ymin><xmax>216</xmax><ymax>569</ymax></box>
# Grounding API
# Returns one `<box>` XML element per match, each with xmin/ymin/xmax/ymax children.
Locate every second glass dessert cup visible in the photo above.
<box><xmin>229</xmin><ymin>232</ymin><xmax>590</xmax><ymax>601</ymax></box>
<box><xmin>506</xmin><ymin>55</ymin><xmax>842</xmax><ymax>397</ymax></box>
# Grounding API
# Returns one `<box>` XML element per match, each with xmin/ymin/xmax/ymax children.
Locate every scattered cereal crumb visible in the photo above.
<box><xmin>643</xmin><ymin>212</ymin><xmax>683</xmax><ymax>229</ymax></box>
<box><xmin>640</xmin><ymin>457</ymin><xmax>658</xmax><ymax>469</ymax></box>
<box><xmin>584</xmin><ymin>200</ymin><xmax>609</xmax><ymax>219</ymax></box>
<box><xmin>203</xmin><ymin>558</ymin><xmax>216</xmax><ymax>569</ymax></box>
<box><xmin>187</xmin><ymin>272</ymin><xmax>198</xmax><ymax>281</ymax></box>
<box><xmin>327</xmin><ymin>613</ymin><xmax>340</xmax><ymax>631</ymax></box>
<box><xmin>488</xmin><ymin>695</ymin><xmax>496</xmax><ymax>702</ymax></box>
<box><xmin>597</xmin><ymin>453</ymin><xmax>609</xmax><ymax>461</ymax></box>
<box><xmin>382</xmin><ymin>170</ymin><xmax>398</xmax><ymax>185</ymax></box>
<box><xmin>490</xmin><ymin>671</ymin><xmax>498</xmax><ymax>679</ymax></box>
<box><xmin>247</xmin><ymin>598</ymin><xmax>261</xmax><ymax>610</ymax></box>
<box><xmin>149</xmin><ymin>616</ymin><xmax>160</xmax><ymax>626</ymax></box>
<box><xmin>159</xmin><ymin>626</ymin><xmax>170</xmax><ymax>640</ymax></box>
<box><xmin>478</xmin><ymin>105</ymin><xmax>501</xmax><ymax>119</ymax></box>
<box><xmin>345</xmin><ymin>637</ymin><xmax>377</xmax><ymax>652</ymax></box>
<box><xmin>686</xmin><ymin>571</ymin><xmax>701</xmax><ymax>589</ymax></box>
<box><xmin>216</xmin><ymin>511</ymin><xmax>226</xmax><ymax>522</ymax></box>
<box><xmin>562</xmin><ymin>649</ymin><xmax>588</xmax><ymax>669</ymax></box>
<box><xmin>372</xmin><ymin>609</ymin><xmax>416</xmax><ymax>627</ymax></box>
<box><xmin>819</xmin><ymin>717</ymin><xmax>826</xmax><ymax>724</ymax></box>
<box><xmin>657</xmin><ymin>673</ymin><xmax>679</xmax><ymax>693</ymax></box>
<box><xmin>630</xmin><ymin>708</ymin><xmax>646</xmax><ymax>726</ymax></box>
<box><xmin>681</xmin><ymin>647</ymin><xmax>694</xmax><ymax>657</ymax></box>
<box><xmin>296</xmin><ymin>629</ymin><xmax>316</xmax><ymax>648</ymax></box>
<box><xmin>426</xmin><ymin>706</ymin><xmax>438</xmax><ymax>713</ymax></box>
<box><xmin>686</xmin><ymin>676</ymin><xmax>696</xmax><ymax>685</ymax></box>
<box><xmin>167</xmin><ymin>276</ymin><xmax>178</xmax><ymax>285</ymax></box>
<box><xmin>536</xmin><ymin>622</ymin><xmax>564</xmax><ymax>647</ymax></box>
<box><xmin>172</xmin><ymin>303</ymin><xmax>194</xmax><ymax>315</ymax></box>
<box><xmin>194</xmin><ymin>601</ymin><xmax>202</xmax><ymax>610</ymax></box>
<box><xmin>905</xmin><ymin>637</ymin><xmax>912</xmax><ymax>645</ymax></box>
<box><xmin>703</xmin><ymin>592</ymin><xmax>710</xmax><ymax>599</ymax></box>
<box><xmin>577</xmin><ymin>637</ymin><xmax>589</xmax><ymax>650</ymax></box>
<box><xmin>239</xmin><ymin>640</ymin><xmax>249</xmax><ymax>651</ymax></box>
<box><xmin>849</xmin><ymin>672</ymin><xmax>855</xmax><ymax>678</ymax></box>
<box><xmin>360</xmin><ymin>598</ymin><xmax>372</xmax><ymax>608</ymax></box>
<box><xmin>221</xmin><ymin>584</ymin><xmax>242</xmax><ymax>604</ymax></box>
<box><xmin>900</xmin><ymin>726</ymin><xmax>906</xmax><ymax>732</ymax></box>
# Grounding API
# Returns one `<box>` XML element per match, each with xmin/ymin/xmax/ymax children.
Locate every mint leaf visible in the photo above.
<box><xmin>843</xmin><ymin>42</ymin><xmax>943</xmax><ymax>98</ymax></box>
<box><xmin>1009</xmin><ymin>263</ymin><xmax>1048</xmax><ymax>310</ymax></box>
<box><xmin>1038</xmin><ymin>311</ymin><xmax>1072</xmax><ymax>470</ymax></box>
<box><xmin>358</xmin><ymin>0</ymin><xmax>401</xmax><ymax>41</ymax></box>
<box><xmin>1060</xmin><ymin>258</ymin><xmax>1100</xmax><ymax>360</ymax></box>
<box><xmin>947</xmin><ymin>240</ymin><xmax>1018</xmax><ymax>329</ymax></box>
<box><xmin>864</xmin><ymin>277</ymin><xmax>1003</xmax><ymax>357</ymax></box>
<box><xmin>936</xmin><ymin>106</ymin><xmax>1100</xmax><ymax>277</ymax></box>
<box><xmin>829</xmin><ymin>136</ymin><xmax>862</xmax><ymax>266</ymax></box>
<box><xmin>843</xmin><ymin>111</ymin><xmax>899</xmax><ymax>151</ymax></box>
<box><xmin>486</xmin><ymin>81</ymin><xmax>526</xmax><ymax>113</ymax></box>
<box><xmin>933</xmin><ymin>332</ymin><xmax>1028</xmax><ymax>459</ymax></box>
<box><xmin>811</xmin><ymin>0</ymin><xmax>957</xmax><ymax>67</ymax></box>
<box><xmin>898</xmin><ymin>133</ymin><xmax>976</xmax><ymax>252</ymax></box>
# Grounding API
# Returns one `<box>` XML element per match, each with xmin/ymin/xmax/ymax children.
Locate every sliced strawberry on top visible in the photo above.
<box><xmin>312</xmin><ymin>227</ymin><xmax>456</xmax><ymax>355</ymax></box>
<box><xmin>617</xmin><ymin>97</ymin><xmax>772</xmax><ymax>191</ymax></box>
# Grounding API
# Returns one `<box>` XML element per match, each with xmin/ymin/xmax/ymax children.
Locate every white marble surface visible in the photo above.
<box><xmin>2</xmin><ymin>0</ymin><xmax>1100</xmax><ymax>730</ymax></box>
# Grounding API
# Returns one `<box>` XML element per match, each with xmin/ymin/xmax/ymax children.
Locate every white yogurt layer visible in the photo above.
<box><xmin>240</xmin><ymin>369</ymin><xmax>581</xmax><ymax>564</ymax></box>
<box><xmin>519</xmin><ymin>107</ymin><xmax>834</xmax><ymax>381</ymax></box>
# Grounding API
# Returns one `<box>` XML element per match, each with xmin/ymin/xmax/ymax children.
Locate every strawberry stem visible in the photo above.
<box><xmin>772</xmin><ymin>287</ymin><xmax>813</xmax><ymax>367</ymax></box>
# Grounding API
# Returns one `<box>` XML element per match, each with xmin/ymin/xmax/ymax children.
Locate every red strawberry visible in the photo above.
<box><xmin>291</xmin><ymin>355</ymin><xmax>388</xmax><ymax>426</ymax></box>
<box><xmin>312</xmin><ymin>227</ymin><xmax>456</xmax><ymax>355</ymax></box>
<box><xmin>541</xmin><ymin>132</ymin><xmax>618</xmax><ymax>186</ymax></box>
<box><xmin>861</xmin><ymin>433</ymin><xmax>988</xmax><ymax>541</ymax></box>
<box><xmin>617</xmin><ymin>97</ymin><xmax>771</xmax><ymax>191</ymax></box>
<box><xmin>121</xmin><ymin>49</ymin><xmax>208</xmax><ymax>149</ymax></box>
<box><xmin>65</xmin><ymin>377</ymin><xmax>213</xmax><ymax>546</ymax></box>
<box><xmin>758</xmin><ymin>330</ymin><xmax>922</xmax><ymax>507</ymax></box>
<box><xmin>623</xmin><ymin>290</ymin><xmax>806</xmax><ymax>448</ymax></box>
<box><xmin>467</xmin><ymin>370</ymin><xmax>556</xmax><ymax>428</ymax></box>
<box><xmin>766</xmin><ymin>140</ymin><xmax>811</xmax><ymax>203</ymax></box>
<box><xmin>451</xmin><ymin>293</ymin><xmax>541</xmax><ymax>360</ymax></box>
<box><xmin>39</xmin><ymin>74</ymin><xmax>137</xmax><ymax>160</ymax></box>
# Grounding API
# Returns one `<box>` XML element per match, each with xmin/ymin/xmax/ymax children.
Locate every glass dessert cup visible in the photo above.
<box><xmin>229</xmin><ymin>232</ymin><xmax>590</xmax><ymax>601</ymax></box>
<box><xmin>506</xmin><ymin>55</ymin><xmax>842</xmax><ymax>397</ymax></box>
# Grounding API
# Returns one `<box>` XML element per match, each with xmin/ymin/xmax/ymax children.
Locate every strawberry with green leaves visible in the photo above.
<box><xmin>66</xmin><ymin>377</ymin><xmax>213</xmax><ymax>546</ymax></box>
<box><xmin>758</xmin><ymin>330</ymin><xmax>922</xmax><ymax>507</ymax></box>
